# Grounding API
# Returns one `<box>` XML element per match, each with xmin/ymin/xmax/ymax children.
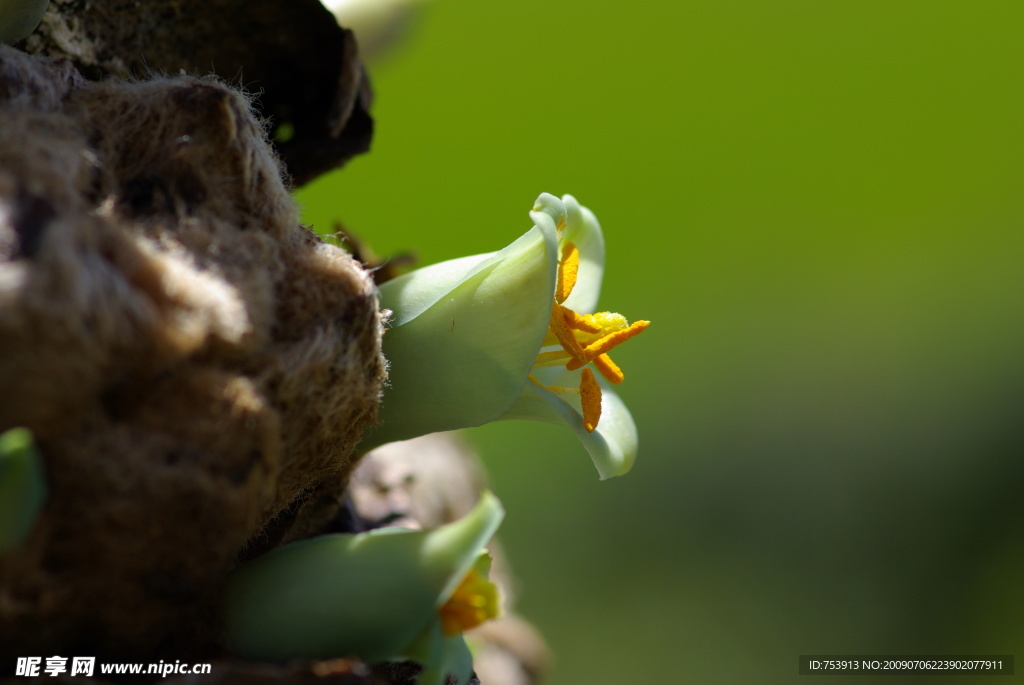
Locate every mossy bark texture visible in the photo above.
<box><xmin>0</xmin><ymin>0</ymin><xmax>386</xmax><ymax>672</ymax></box>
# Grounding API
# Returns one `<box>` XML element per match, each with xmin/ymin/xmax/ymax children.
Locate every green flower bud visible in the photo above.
<box><xmin>0</xmin><ymin>0</ymin><xmax>49</xmax><ymax>44</ymax></box>
<box><xmin>0</xmin><ymin>427</ymin><xmax>47</xmax><ymax>553</ymax></box>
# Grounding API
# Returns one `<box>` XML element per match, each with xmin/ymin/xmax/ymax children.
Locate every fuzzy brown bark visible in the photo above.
<box><xmin>0</xmin><ymin>42</ymin><xmax>385</xmax><ymax>662</ymax></box>
<box><xmin>18</xmin><ymin>0</ymin><xmax>373</xmax><ymax>186</ymax></box>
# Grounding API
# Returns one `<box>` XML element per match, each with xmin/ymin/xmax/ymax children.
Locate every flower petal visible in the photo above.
<box><xmin>528</xmin><ymin>193</ymin><xmax>604</xmax><ymax>314</ymax></box>
<box><xmin>558</xmin><ymin>194</ymin><xmax>605</xmax><ymax>314</ymax></box>
<box><xmin>528</xmin><ymin>192</ymin><xmax>565</xmax><ymax>234</ymax></box>
<box><xmin>404</xmin><ymin>621</ymin><xmax>475</xmax><ymax>685</ymax></box>
<box><xmin>421</xmin><ymin>492</ymin><xmax>504</xmax><ymax>606</ymax></box>
<box><xmin>378</xmin><ymin>253</ymin><xmax>496</xmax><ymax>328</ymax></box>
<box><xmin>501</xmin><ymin>373</ymin><xmax>637</xmax><ymax>480</ymax></box>
<box><xmin>363</xmin><ymin>222</ymin><xmax>559</xmax><ymax>449</ymax></box>
<box><xmin>224</xmin><ymin>492</ymin><xmax>504</xmax><ymax>662</ymax></box>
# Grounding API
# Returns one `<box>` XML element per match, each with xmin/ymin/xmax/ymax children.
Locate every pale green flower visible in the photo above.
<box><xmin>224</xmin><ymin>492</ymin><xmax>504</xmax><ymax>685</ymax></box>
<box><xmin>0</xmin><ymin>0</ymin><xmax>49</xmax><ymax>44</ymax></box>
<box><xmin>362</xmin><ymin>193</ymin><xmax>649</xmax><ymax>479</ymax></box>
<box><xmin>0</xmin><ymin>427</ymin><xmax>47</xmax><ymax>553</ymax></box>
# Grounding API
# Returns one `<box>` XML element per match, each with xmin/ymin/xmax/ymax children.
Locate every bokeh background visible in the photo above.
<box><xmin>298</xmin><ymin>1</ymin><xmax>1023</xmax><ymax>682</ymax></box>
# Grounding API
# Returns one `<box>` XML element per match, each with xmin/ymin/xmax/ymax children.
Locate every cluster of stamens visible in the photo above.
<box><xmin>438</xmin><ymin>567</ymin><xmax>500</xmax><ymax>636</ymax></box>
<box><xmin>529</xmin><ymin>237</ymin><xmax>649</xmax><ymax>433</ymax></box>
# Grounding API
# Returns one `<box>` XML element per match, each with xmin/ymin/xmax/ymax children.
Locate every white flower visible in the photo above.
<box><xmin>363</xmin><ymin>193</ymin><xmax>649</xmax><ymax>479</ymax></box>
<box><xmin>225</xmin><ymin>492</ymin><xmax>504</xmax><ymax>685</ymax></box>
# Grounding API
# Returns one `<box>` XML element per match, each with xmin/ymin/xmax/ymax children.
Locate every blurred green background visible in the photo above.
<box><xmin>298</xmin><ymin>1</ymin><xmax>1024</xmax><ymax>682</ymax></box>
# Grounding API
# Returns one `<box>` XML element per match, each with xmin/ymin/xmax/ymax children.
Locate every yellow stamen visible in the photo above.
<box><xmin>438</xmin><ymin>568</ymin><xmax>500</xmax><ymax>636</ymax></box>
<box><xmin>548</xmin><ymin>303</ymin><xmax>588</xmax><ymax>362</ymax></box>
<box><xmin>528</xmin><ymin>373</ymin><xmax>580</xmax><ymax>395</ymax></box>
<box><xmin>555</xmin><ymin>242</ymin><xmax>580</xmax><ymax>304</ymax></box>
<box><xmin>593</xmin><ymin>354</ymin><xmax>624</xmax><ymax>385</ymax></box>
<box><xmin>566</xmin><ymin>320</ymin><xmax>650</xmax><ymax>370</ymax></box>
<box><xmin>535</xmin><ymin>234</ymin><xmax>649</xmax><ymax>432</ymax></box>
<box><xmin>580</xmin><ymin>368</ymin><xmax>602</xmax><ymax>433</ymax></box>
<box><xmin>534</xmin><ymin>349</ymin><xmax>573</xmax><ymax>367</ymax></box>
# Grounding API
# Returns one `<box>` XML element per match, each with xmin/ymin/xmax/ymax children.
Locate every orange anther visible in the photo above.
<box><xmin>566</xmin><ymin>320</ymin><xmax>650</xmax><ymax>371</ymax></box>
<box><xmin>549</xmin><ymin>303</ymin><xmax>588</xmax><ymax>362</ymax></box>
<box><xmin>593</xmin><ymin>354</ymin><xmax>624</xmax><ymax>385</ymax></box>
<box><xmin>580</xmin><ymin>368</ymin><xmax>602</xmax><ymax>432</ymax></box>
<box><xmin>439</xmin><ymin>568</ymin><xmax>500</xmax><ymax>636</ymax></box>
<box><xmin>562</xmin><ymin>307</ymin><xmax>603</xmax><ymax>334</ymax></box>
<box><xmin>555</xmin><ymin>242</ymin><xmax>580</xmax><ymax>304</ymax></box>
